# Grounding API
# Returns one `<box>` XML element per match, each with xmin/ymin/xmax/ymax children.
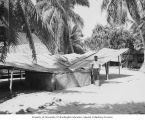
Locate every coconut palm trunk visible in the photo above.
<box><xmin>139</xmin><ymin>29</ymin><xmax>145</xmax><ymax>71</ymax></box>
<box><xmin>63</xmin><ymin>24</ymin><xmax>74</xmax><ymax>54</ymax></box>
<box><xmin>66</xmin><ymin>23</ymin><xmax>74</xmax><ymax>53</ymax></box>
<box><xmin>18</xmin><ymin>0</ymin><xmax>37</xmax><ymax>61</ymax></box>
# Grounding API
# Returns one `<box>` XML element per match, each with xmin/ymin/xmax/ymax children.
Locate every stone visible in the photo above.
<box><xmin>26</xmin><ymin>107</ymin><xmax>37</xmax><ymax>113</ymax></box>
<box><xmin>16</xmin><ymin>109</ymin><xmax>26</xmax><ymax>114</ymax></box>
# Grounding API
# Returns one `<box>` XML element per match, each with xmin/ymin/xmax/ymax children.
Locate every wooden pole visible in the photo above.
<box><xmin>8</xmin><ymin>69</ymin><xmax>10</xmax><ymax>82</ymax></box>
<box><xmin>105</xmin><ymin>62</ymin><xmax>109</xmax><ymax>80</ymax></box>
<box><xmin>120</xmin><ymin>55</ymin><xmax>122</xmax><ymax>68</ymax></box>
<box><xmin>20</xmin><ymin>70</ymin><xmax>22</xmax><ymax>81</ymax></box>
<box><xmin>105</xmin><ymin>63</ymin><xmax>107</xmax><ymax>80</ymax></box>
<box><xmin>118</xmin><ymin>56</ymin><xmax>121</xmax><ymax>74</ymax></box>
<box><xmin>9</xmin><ymin>69</ymin><xmax>14</xmax><ymax>95</ymax></box>
<box><xmin>108</xmin><ymin>61</ymin><xmax>110</xmax><ymax>79</ymax></box>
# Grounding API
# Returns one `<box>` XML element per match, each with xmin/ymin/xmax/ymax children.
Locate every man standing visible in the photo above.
<box><xmin>91</xmin><ymin>56</ymin><xmax>101</xmax><ymax>86</ymax></box>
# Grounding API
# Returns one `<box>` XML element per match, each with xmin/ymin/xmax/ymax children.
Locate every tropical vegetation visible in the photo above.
<box><xmin>0</xmin><ymin>0</ymin><xmax>89</xmax><ymax>62</ymax></box>
<box><xmin>83</xmin><ymin>24</ymin><xmax>143</xmax><ymax>68</ymax></box>
<box><xmin>1</xmin><ymin>0</ymin><xmax>145</xmax><ymax>71</ymax></box>
<box><xmin>101</xmin><ymin>0</ymin><xmax>145</xmax><ymax>71</ymax></box>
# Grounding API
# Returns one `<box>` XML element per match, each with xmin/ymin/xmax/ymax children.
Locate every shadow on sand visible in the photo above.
<box><xmin>100</xmin><ymin>73</ymin><xmax>132</xmax><ymax>81</ymax></box>
<box><xmin>34</xmin><ymin>102</ymin><xmax>145</xmax><ymax>114</ymax></box>
<box><xmin>0</xmin><ymin>80</ymin><xmax>46</xmax><ymax>104</ymax></box>
<box><xmin>99</xmin><ymin>73</ymin><xmax>132</xmax><ymax>85</ymax></box>
<box><xmin>0</xmin><ymin>72</ymin><xmax>132</xmax><ymax>105</ymax></box>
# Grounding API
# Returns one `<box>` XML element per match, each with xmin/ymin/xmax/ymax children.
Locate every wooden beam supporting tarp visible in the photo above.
<box><xmin>118</xmin><ymin>56</ymin><xmax>121</xmax><ymax>75</ymax></box>
<box><xmin>9</xmin><ymin>69</ymin><xmax>14</xmax><ymax>95</ymax></box>
<box><xmin>8</xmin><ymin>69</ymin><xmax>10</xmax><ymax>82</ymax></box>
<box><xmin>20</xmin><ymin>70</ymin><xmax>22</xmax><ymax>81</ymax></box>
<box><xmin>105</xmin><ymin>62</ymin><xmax>110</xmax><ymax>80</ymax></box>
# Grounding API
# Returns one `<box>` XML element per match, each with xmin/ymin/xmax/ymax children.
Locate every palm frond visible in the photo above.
<box><xmin>101</xmin><ymin>0</ymin><xmax>110</xmax><ymax>11</ymax></box>
<box><xmin>71</xmin><ymin>25</ymin><xmax>78</xmax><ymax>35</ymax></box>
<box><xmin>35</xmin><ymin>0</ymin><xmax>51</xmax><ymax>15</ymax></box>
<box><xmin>34</xmin><ymin>0</ymin><xmax>89</xmax><ymax>54</ymax></box>
<box><xmin>70</xmin><ymin>0</ymin><xmax>90</xmax><ymax>7</ymax></box>
<box><xmin>0</xmin><ymin>0</ymin><xmax>20</xmax><ymax>61</ymax></box>
<box><xmin>126</xmin><ymin>0</ymin><xmax>140</xmax><ymax>23</ymax></box>
<box><xmin>68</xmin><ymin>9</ymin><xmax>84</xmax><ymax>28</ymax></box>
<box><xmin>42</xmin><ymin>7</ymin><xmax>55</xmax><ymax>24</ymax></box>
<box><xmin>103</xmin><ymin>0</ymin><xmax>128</xmax><ymax>25</ymax></box>
<box><xmin>0</xmin><ymin>26</ymin><xmax>19</xmax><ymax>62</ymax></box>
<box><xmin>0</xmin><ymin>0</ymin><xmax>9</xmax><ymax>23</ymax></box>
<box><xmin>0</xmin><ymin>42</ymin><xmax>8</xmax><ymax>62</ymax></box>
<box><xmin>29</xmin><ymin>0</ymin><xmax>60</xmax><ymax>54</ymax></box>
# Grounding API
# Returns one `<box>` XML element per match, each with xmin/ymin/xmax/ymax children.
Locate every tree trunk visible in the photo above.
<box><xmin>19</xmin><ymin>0</ymin><xmax>37</xmax><ymax>61</ymax></box>
<box><xmin>67</xmin><ymin>24</ymin><xmax>74</xmax><ymax>53</ymax></box>
<box><xmin>139</xmin><ymin>29</ymin><xmax>145</xmax><ymax>73</ymax></box>
<box><xmin>69</xmin><ymin>38</ymin><xmax>74</xmax><ymax>53</ymax></box>
<box><xmin>63</xmin><ymin>25</ymin><xmax>74</xmax><ymax>54</ymax></box>
<box><xmin>63</xmin><ymin>27</ymin><xmax>69</xmax><ymax>54</ymax></box>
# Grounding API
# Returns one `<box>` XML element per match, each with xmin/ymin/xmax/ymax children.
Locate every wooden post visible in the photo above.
<box><xmin>108</xmin><ymin>61</ymin><xmax>110</xmax><ymax>75</ymax></box>
<box><xmin>107</xmin><ymin>62</ymin><xmax>110</xmax><ymax>80</ymax></box>
<box><xmin>105</xmin><ymin>62</ymin><xmax>109</xmax><ymax>80</ymax></box>
<box><xmin>8</xmin><ymin>69</ymin><xmax>10</xmax><ymax>82</ymax></box>
<box><xmin>118</xmin><ymin>56</ymin><xmax>121</xmax><ymax>74</ymax></box>
<box><xmin>9</xmin><ymin>69</ymin><xmax>14</xmax><ymax>95</ymax></box>
<box><xmin>105</xmin><ymin>63</ymin><xmax>107</xmax><ymax>80</ymax></box>
<box><xmin>91</xmin><ymin>64</ymin><xmax>94</xmax><ymax>84</ymax></box>
<box><xmin>120</xmin><ymin>55</ymin><xmax>122</xmax><ymax>68</ymax></box>
<box><xmin>20</xmin><ymin>70</ymin><xmax>22</xmax><ymax>80</ymax></box>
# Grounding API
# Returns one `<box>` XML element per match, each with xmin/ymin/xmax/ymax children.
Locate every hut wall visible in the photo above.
<box><xmin>25</xmin><ymin>71</ymin><xmax>53</xmax><ymax>91</ymax></box>
<box><xmin>25</xmin><ymin>71</ymin><xmax>91</xmax><ymax>91</ymax></box>
<box><xmin>54</xmin><ymin>71</ymin><xmax>91</xmax><ymax>90</ymax></box>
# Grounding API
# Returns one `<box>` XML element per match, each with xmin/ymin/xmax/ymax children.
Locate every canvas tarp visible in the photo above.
<box><xmin>0</xmin><ymin>48</ymin><xmax>128</xmax><ymax>73</ymax></box>
<box><xmin>54</xmin><ymin>71</ymin><xmax>91</xmax><ymax>90</ymax></box>
<box><xmin>61</xmin><ymin>48</ymin><xmax>128</xmax><ymax>71</ymax></box>
<box><xmin>0</xmin><ymin>53</ymin><xmax>67</xmax><ymax>73</ymax></box>
<box><xmin>52</xmin><ymin>48</ymin><xmax>128</xmax><ymax>90</ymax></box>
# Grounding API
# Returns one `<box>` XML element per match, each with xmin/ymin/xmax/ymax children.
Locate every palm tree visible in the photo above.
<box><xmin>101</xmin><ymin>0</ymin><xmax>145</xmax><ymax>72</ymax></box>
<box><xmin>35</xmin><ymin>0</ymin><xmax>89</xmax><ymax>54</ymax></box>
<box><xmin>84</xmin><ymin>24</ymin><xmax>111</xmax><ymax>51</ymax></box>
<box><xmin>0</xmin><ymin>0</ymin><xmax>35</xmax><ymax>61</ymax></box>
<box><xmin>0</xmin><ymin>0</ymin><xmax>54</xmax><ymax>62</ymax></box>
<box><xmin>68</xmin><ymin>25</ymin><xmax>85</xmax><ymax>54</ymax></box>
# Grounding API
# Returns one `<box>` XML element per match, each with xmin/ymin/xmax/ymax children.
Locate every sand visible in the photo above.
<box><xmin>0</xmin><ymin>67</ymin><xmax>145</xmax><ymax>114</ymax></box>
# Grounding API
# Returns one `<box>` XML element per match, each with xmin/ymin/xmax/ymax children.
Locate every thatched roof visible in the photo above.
<box><xmin>9</xmin><ymin>32</ymin><xmax>51</xmax><ymax>55</ymax></box>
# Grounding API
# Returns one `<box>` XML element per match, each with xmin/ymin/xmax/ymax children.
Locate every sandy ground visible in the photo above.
<box><xmin>0</xmin><ymin>67</ymin><xmax>145</xmax><ymax>114</ymax></box>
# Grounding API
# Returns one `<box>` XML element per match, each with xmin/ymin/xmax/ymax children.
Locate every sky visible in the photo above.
<box><xmin>74</xmin><ymin>0</ymin><xmax>107</xmax><ymax>38</ymax></box>
<box><xmin>31</xmin><ymin>0</ymin><xmax>107</xmax><ymax>38</ymax></box>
